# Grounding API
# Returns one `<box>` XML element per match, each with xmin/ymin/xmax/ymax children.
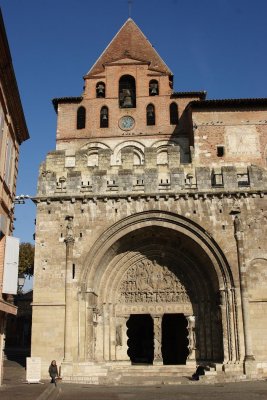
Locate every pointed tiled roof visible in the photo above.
<box><xmin>86</xmin><ymin>18</ymin><xmax>172</xmax><ymax>77</ymax></box>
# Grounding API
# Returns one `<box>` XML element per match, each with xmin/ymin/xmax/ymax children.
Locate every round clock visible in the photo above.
<box><xmin>119</xmin><ymin>116</ymin><xmax>135</xmax><ymax>131</ymax></box>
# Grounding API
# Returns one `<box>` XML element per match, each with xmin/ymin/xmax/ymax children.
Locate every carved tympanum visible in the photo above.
<box><xmin>118</xmin><ymin>259</ymin><xmax>189</xmax><ymax>303</ymax></box>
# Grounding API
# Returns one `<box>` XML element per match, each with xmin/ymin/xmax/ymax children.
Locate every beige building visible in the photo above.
<box><xmin>31</xmin><ymin>19</ymin><xmax>267</xmax><ymax>383</ymax></box>
<box><xmin>0</xmin><ymin>10</ymin><xmax>29</xmax><ymax>383</ymax></box>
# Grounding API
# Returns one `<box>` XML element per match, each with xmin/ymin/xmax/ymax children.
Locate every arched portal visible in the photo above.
<box><xmin>80</xmin><ymin>211</ymin><xmax>240</xmax><ymax>366</ymax></box>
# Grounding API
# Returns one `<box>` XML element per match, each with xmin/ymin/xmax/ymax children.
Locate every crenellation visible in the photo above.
<box><xmin>167</xmin><ymin>145</ymin><xmax>180</xmax><ymax>168</ymax></box>
<box><xmin>67</xmin><ymin>170</ymin><xmax>81</xmax><ymax>192</ymax></box>
<box><xmin>144</xmin><ymin>168</ymin><xmax>158</xmax><ymax>193</ymax></box>
<box><xmin>98</xmin><ymin>149</ymin><xmax>112</xmax><ymax>170</ymax></box>
<box><xmin>121</xmin><ymin>147</ymin><xmax>134</xmax><ymax>169</ymax></box>
<box><xmin>195</xmin><ymin>167</ymin><xmax>211</xmax><ymax>190</ymax></box>
<box><xmin>36</xmin><ymin>156</ymin><xmax>267</xmax><ymax>197</ymax></box>
<box><xmin>144</xmin><ymin>147</ymin><xmax>157</xmax><ymax>168</ymax></box>
<box><xmin>222</xmin><ymin>166</ymin><xmax>238</xmax><ymax>190</ymax></box>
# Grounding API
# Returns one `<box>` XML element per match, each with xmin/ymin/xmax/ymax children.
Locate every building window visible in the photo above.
<box><xmin>96</xmin><ymin>82</ymin><xmax>105</xmax><ymax>98</ymax></box>
<box><xmin>217</xmin><ymin>146</ymin><xmax>224</xmax><ymax>157</ymax></box>
<box><xmin>146</xmin><ymin>104</ymin><xmax>155</xmax><ymax>126</ymax></box>
<box><xmin>119</xmin><ymin>75</ymin><xmax>136</xmax><ymax>108</ymax></box>
<box><xmin>100</xmin><ymin>106</ymin><xmax>109</xmax><ymax>128</ymax></box>
<box><xmin>77</xmin><ymin>106</ymin><xmax>86</xmax><ymax>129</ymax></box>
<box><xmin>170</xmin><ymin>102</ymin><xmax>179</xmax><ymax>125</ymax></box>
<box><xmin>149</xmin><ymin>79</ymin><xmax>159</xmax><ymax>96</ymax></box>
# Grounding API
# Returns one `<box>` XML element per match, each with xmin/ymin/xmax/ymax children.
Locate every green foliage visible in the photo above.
<box><xmin>19</xmin><ymin>242</ymin><xmax>35</xmax><ymax>275</ymax></box>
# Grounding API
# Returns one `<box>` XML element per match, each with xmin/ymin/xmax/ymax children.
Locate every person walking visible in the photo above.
<box><xmin>49</xmin><ymin>360</ymin><xmax>59</xmax><ymax>385</ymax></box>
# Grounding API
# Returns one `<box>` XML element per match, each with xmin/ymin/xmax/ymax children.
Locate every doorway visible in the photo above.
<box><xmin>127</xmin><ymin>314</ymin><xmax>154</xmax><ymax>364</ymax></box>
<box><xmin>162</xmin><ymin>314</ymin><xmax>189</xmax><ymax>364</ymax></box>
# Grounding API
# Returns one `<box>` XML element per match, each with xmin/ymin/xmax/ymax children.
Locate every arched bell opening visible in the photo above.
<box><xmin>119</xmin><ymin>75</ymin><xmax>136</xmax><ymax>108</ymax></box>
<box><xmin>81</xmin><ymin>211</ymin><xmax>238</xmax><ymax>365</ymax></box>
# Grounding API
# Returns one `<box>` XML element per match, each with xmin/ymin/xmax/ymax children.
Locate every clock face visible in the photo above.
<box><xmin>119</xmin><ymin>116</ymin><xmax>135</xmax><ymax>131</ymax></box>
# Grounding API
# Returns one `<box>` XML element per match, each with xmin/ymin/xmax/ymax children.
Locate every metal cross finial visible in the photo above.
<box><xmin>128</xmin><ymin>0</ymin><xmax>133</xmax><ymax>17</ymax></box>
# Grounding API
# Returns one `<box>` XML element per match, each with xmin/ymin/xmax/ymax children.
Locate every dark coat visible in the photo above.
<box><xmin>49</xmin><ymin>364</ymin><xmax>58</xmax><ymax>378</ymax></box>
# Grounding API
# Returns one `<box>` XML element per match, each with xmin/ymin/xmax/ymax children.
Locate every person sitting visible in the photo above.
<box><xmin>191</xmin><ymin>365</ymin><xmax>205</xmax><ymax>381</ymax></box>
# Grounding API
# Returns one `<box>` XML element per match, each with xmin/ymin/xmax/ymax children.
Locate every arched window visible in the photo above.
<box><xmin>170</xmin><ymin>102</ymin><xmax>179</xmax><ymax>125</ymax></box>
<box><xmin>100</xmin><ymin>106</ymin><xmax>108</xmax><ymax>128</ymax></box>
<box><xmin>119</xmin><ymin>75</ymin><xmax>136</xmax><ymax>108</ymax></box>
<box><xmin>77</xmin><ymin>106</ymin><xmax>86</xmax><ymax>129</ymax></box>
<box><xmin>149</xmin><ymin>79</ymin><xmax>159</xmax><ymax>96</ymax></box>
<box><xmin>146</xmin><ymin>104</ymin><xmax>155</xmax><ymax>126</ymax></box>
<box><xmin>96</xmin><ymin>82</ymin><xmax>105</xmax><ymax>98</ymax></box>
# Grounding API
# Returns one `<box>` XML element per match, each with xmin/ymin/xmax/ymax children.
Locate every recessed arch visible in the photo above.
<box><xmin>80</xmin><ymin>141</ymin><xmax>111</xmax><ymax>151</ymax></box>
<box><xmin>80</xmin><ymin>211</ymin><xmax>237</xmax><ymax>363</ymax></box>
<box><xmin>112</xmin><ymin>141</ymin><xmax>145</xmax><ymax>165</ymax></box>
<box><xmin>80</xmin><ymin>210</ymin><xmax>234</xmax><ymax>292</ymax></box>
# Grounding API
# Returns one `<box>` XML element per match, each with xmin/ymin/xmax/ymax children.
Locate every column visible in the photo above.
<box><xmin>234</xmin><ymin>215</ymin><xmax>255</xmax><ymax>362</ymax></box>
<box><xmin>153</xmin><ymin>315</ymin><xmax>163</xmax><ymax>364</ymax></box>
<box><xmin>219</xmin><ymin>289</ymin><xmax>230</xmax><ymax>362</ymax></box>
<box><xmin>64</xmin><ymin>233</ymin><xmax>75</xmax><ymax>361</ymax></box>
<box><xmin>87</xmin><ymin>305</ymin><xmax>94</xmax><ymax>360</ymax></box>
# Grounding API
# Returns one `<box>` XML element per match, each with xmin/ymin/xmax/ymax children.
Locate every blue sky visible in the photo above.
<box><xmin>1</xmin><ymin>0</ymin><xmax>267</xmax><ymax>245</ymax></box>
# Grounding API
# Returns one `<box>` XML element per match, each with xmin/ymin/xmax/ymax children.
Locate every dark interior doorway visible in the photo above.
<box><xmin>162</xmin><ymin>313</ymin><xmax>189</xmax><ymax>364</ymax></box>
<box><xmin>127</xmin><ymin>314</ymin><xmax>154</xmax><ymax>364</ymax></box>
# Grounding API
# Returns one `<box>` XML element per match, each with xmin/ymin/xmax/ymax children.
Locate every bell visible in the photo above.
<box><xmin>122</xmin><ymin>95</ymin><xmax>133</xmax><ymax>107</ymax></box>
<box><xmin>150</xmin><ymin>86</ymin><xmax>158</xmax><ymax>95</ymax></box>
<box><xmin>147</xmin><ymin>110</ymin><xmax>154</xmax><ymax>117</ymax></box>
<box><xmin>102</xmin><ymin>113</ymin><xmax>107</xmax><ymax>120</ymax></box>
<box><xmin>150</xmin><ymin>84</ymin><xmax>158</xmax><ymax>95</ymax></box>
<box><xmin>98</xmin><ymin>85</ymin><xmax>104</xmax><ymax>94</ymax></box>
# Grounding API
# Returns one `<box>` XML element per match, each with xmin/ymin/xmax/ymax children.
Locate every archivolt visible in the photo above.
<box><xmin>80</xmin><ymin>210</ymin><xmax>234</xmax><ymax>293</ymax></box>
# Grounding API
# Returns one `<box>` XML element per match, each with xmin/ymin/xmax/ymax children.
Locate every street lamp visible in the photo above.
<box><xmin>14</xmin><ymin>194</ymin><xmax>31</xmax><ymax>205</ymax></box>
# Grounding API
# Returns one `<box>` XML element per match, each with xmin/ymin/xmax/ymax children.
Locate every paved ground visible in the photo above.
<box><xmin>57</xmin><ymin>381</ymin><xmax>267</xmax><ymax>400</ymax></box>
<box><xmin>1</xmin><ymin>360</ymin><xmax>267</xmax><ymax>400</ymax></box>
<box><xmin>0</xmin><ymin>359</ymin><xmax>50</xmax><ymax>400</ymax></box>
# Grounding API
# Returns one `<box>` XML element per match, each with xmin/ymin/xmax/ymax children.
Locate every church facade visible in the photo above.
<box><xmin>31</xmin><ymin>19</ymin><xmax>267</xmax><ymax>382</ymax></box>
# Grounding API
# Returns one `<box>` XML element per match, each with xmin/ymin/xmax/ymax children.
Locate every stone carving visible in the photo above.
<box><xmin>116</xmin><ymin>325</ymin><xmax>122</xmax><ymax>346</ymax></box>
<box><xmin>234</xmin><ymin>215</ymin><xmax>242</xmax><ymax>233</ymax></box>
<box><xmin>118</xmin><ymin>259</ymin><xmax>189</xmax><ymax>303</ymax></box>
<box><xmin>41</xmin><ymin>169</ymin><xmax>52</xmax><ymax>177</ymax></box>
<box><xmin>93</xmin><ymin>307</ymin><xmax>101</xmax><ymax>324</ymax></box>
<box><xmin>186</xmin><ymin>315</ymin><xmax>196</xmax><ymax>360</ymax></box>
<box><xmin>153</xmin><ymin>316</ymin><xmax>162</xmax><ymax>360</ymax></box>
<box><xmin>65</xmin><ymin>215</ymin><xmax>75</xmax><ymax>244</ymax></box>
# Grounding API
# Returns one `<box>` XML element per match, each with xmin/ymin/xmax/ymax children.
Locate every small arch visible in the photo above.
<box><xmin>96</xmin><ymin>82</ymin><xmax>105</xmax><ymax>98</ymax></box>
<box><xmin>77</xmin><ymin>106</ymin><xmax>86</xmax><ymax>129</ymax></box>
<box><xmin>112</xmin><ymin>140</ymin><xmax>145</xmax><ymax>165</ymax></box>
<box><xmin>170</xmin><ymin>102</ymin><xmax>179</xmax><ymax>125</ymax></box>
<box><xmin>87</xmin><ymin>152</ymin><xmax>99</xmax><ymax>167</ymax></box>
<box><xmin>157</xmin><ymin>150</ymin><xmax>168</xmax><ymax>165</ymax></box>
<box><xmin>146</xmin><ymin>104</ymin><xmax>155</xmax><ymax>126</ymax></box>
<box><xmin>149</xmin><ymin>79</ymin><xmax>159</xmax><ymax>96</ymax></box>
<box><xmin>100</xmin><ymin>106</ymin><xmax>109</xmax><ymax>128</ymax></box>
<box><xmin>80</xmin><ymin>142</ymin><xmax>110</xmax><ymax>151</ymax></box>
<box><xmin>119</xmin><ymin>75</ymin><xmax>136</xmax><ymax>108</ymax></box>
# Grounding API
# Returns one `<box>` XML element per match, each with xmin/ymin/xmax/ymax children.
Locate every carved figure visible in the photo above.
<box><xmin>116</xmin><ymin>325</ymin><xmax>122</xmax><ymax>346</ymax></box>
<box><xmin>118</xmin><ymin>259</ymin><xmax>189</xmax><ymax>304</ymax></box>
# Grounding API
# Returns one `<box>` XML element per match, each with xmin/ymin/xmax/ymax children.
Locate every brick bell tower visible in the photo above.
<box><xmin>53</xmin><ymin>18</ymin><xmax>204</xmax><ymax>158</ymax></box>
<box><xmin>31</xmin><ymin>18</ymin><xmax>267</xmax><ymax>382</ymax></box>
